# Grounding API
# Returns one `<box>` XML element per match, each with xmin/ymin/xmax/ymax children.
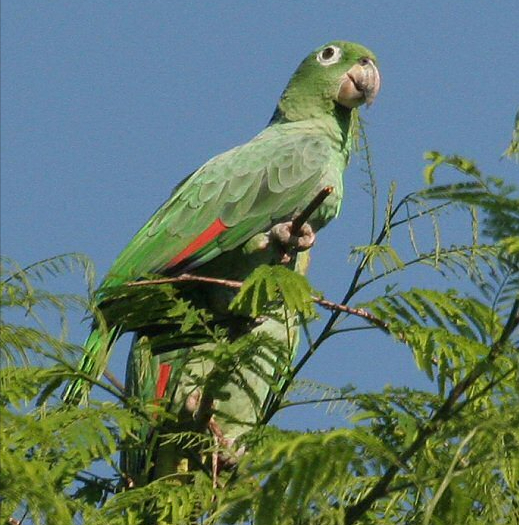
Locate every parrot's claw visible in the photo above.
<box><xmin>184</xmin><ymin>388</ymin><xmax>201</xmax><ymax>414</ymax></box>
<box><xmin>269</xmin><ymin>221</ymin><xmax>315</xmax><ymax>256</ymax></box>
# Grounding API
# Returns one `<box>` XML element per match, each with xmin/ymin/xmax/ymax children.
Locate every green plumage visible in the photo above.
<box><xmin>63</xmin><ymin>40</ymin><xmax>379</xmax><ymax>484</ymax></box>
<box><xmin>103</xmin><ymin>119</ymin><xmax>347</xmax><ymax>288</ymax></box>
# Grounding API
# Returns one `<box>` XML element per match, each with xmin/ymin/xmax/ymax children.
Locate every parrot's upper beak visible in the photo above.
<box><xmin>337</xmin><ymin>59</ymin><xmax>381</xmax><ymax>108</ymax></box>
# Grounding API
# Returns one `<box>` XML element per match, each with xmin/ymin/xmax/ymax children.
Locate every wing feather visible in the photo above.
<box><xmin>102</xmin><ymin>125</ymin><xmax>342</xmax><ymax>288</ymax></box>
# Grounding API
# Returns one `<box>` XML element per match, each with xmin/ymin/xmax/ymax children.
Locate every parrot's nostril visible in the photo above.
<box><xmin>359</xmin><ymin>57</ymin><xmax>370</xmax><ymax>66</ymax></box>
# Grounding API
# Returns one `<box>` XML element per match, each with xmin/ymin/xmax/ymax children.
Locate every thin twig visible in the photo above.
<box><xmin>315</xmin><ymin>297</ymin><xmax>388</xmax><ymax>331</ymax></box>
<box><xmin>127</xmin><ymin>274</ymin><xmax>389</xmax><ymax>331</ymax></box>
<box><xmin>259</xmin><ymin>194</ymin><xmax>413</xmax><ymax>423</ymax></box>
<box><xmin>103</xmin><ymin>369</ymin><xmax>125</xmax><ymax>394</ymax></box>
<box><xmin>356</xmin><ymin>244</ymin><xmax>495</xmax><ymax>293</ymax></box>
<box><xmin>127</xmin><ymin>274</ymin><xmax>243</xmax><ymax>289</ymax></box>
<box><xmin>389</xmin><ymin>201</ymin><xmax>451</xmax><ymax>229</ymax></box>
<box><xmin>279</xmin><ymin>395</ymin><xmax>354</xmax><ymax>410</ymax></box>
<box><xmin>343</xmin><ymin>298</ymin><xmax>519</xmax><ymax>524</ymax></box>
<box><xmin>292</xmin><ymin>186</ymin><xmax>334</xmax><ymax>233</ymax></box>
<box><xmin>358</xmin><ymin>117</ymin><xmax>377</xmax><ymax>244</ymax></box>
<box><xmin>75</xmin><ymin>472</ymin><xmax>118</xmax><ymax>494</ymax></box>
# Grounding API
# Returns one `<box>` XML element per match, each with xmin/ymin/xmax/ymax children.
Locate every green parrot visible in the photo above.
<box><xmin>63</xmin><ymin>40</ymin><xmax>380</xmax><ymax>484</ymax></box>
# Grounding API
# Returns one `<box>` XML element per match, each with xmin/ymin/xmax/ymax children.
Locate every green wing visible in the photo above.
<box><xmin>102</xmin><ymin>123</ymin><xmax>343</xmax><ymax>289</ymax></box>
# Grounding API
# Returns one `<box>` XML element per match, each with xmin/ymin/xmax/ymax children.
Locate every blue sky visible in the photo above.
<box><xmin>2</xmin><ymin>1</ymin><xmax>518</xmax><ymax>429</ymax></box>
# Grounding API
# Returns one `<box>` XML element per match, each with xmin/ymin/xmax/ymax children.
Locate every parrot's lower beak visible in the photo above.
<box><xmin>337</xmin><ymin>59</ymin><xmax>381</xmax><ymax>108</ymax></box>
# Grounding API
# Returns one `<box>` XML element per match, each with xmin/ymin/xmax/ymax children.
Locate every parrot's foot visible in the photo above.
<box><xmin>185</xmin><ymin>388</ymin><xmax>202</xmax><ymax>414</ymax></box>
<box><xmin>269</xmin><ymin>221</ymin><xmax>315</xmax><ymax>263</ymax></box>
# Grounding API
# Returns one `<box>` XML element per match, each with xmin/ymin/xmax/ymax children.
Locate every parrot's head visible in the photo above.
<box><xmin>273</xmin><ymin>41</ymin><xmax>380</xmax><ymax>123</ymax></box>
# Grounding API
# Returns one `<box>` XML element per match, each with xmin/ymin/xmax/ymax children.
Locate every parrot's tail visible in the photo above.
<box><xmin>62</xmin><ymin>324</ymin><xmax>121</xmax><ymax>404</ymax></box>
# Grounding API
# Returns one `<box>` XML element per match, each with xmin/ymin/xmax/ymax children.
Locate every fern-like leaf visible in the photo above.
<box><xmin>230</xmin><ymin>264</ymin><xmax>315</xmax><ymax>318</ymax></box>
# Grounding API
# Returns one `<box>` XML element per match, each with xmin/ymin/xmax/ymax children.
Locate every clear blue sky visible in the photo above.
<box><xmin>2</xmin><ymin>1</ymin><xmax>518</xmax><ymax>429</ymax></box>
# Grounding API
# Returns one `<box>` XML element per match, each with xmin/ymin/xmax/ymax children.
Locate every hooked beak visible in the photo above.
<box><xmin>337</xmin><ymin>58</ymin><xmax>381</xmax><ymax>108</ymax></box>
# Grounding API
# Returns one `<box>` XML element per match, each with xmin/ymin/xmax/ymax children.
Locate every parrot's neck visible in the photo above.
<box><xmin>269</xmin><ymin>102</ymin><xmax>352</xmax><ymax>150</ymax></box>
<box><xmin>332</xmin><ymin>103</ymin><xmax>354</xmax><ymax>142</ymax></box>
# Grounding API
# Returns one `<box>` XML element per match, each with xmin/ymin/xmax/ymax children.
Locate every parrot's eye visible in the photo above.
<box><xmin>316</xmin><ymin>46</ymin><xmax>342</xmax><ymax>66</ymax></box>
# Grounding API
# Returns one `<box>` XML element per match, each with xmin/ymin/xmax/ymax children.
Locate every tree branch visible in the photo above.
<box><xmin>262</xmin><ymin>193</ymin><xmax>412</xmax><ymax>421</ymax></box>
<box><xmin>127</xmin><ymin>274</ymin><xmax>389</xmax><ymax>332</ymax></box>
<box><xmin>292</xmin><ymin>186</ymin><xmax>334</xmax><ymax>233</ymax></box>
<box><xmin>343</xmin><ymin>298</ymin><xmax>519</xmax><ymax>524</ymax></box>
<box><xmin>102</xmin><ymin>369</ymin><xmax>125</xmax><ymax>395</ymax></box>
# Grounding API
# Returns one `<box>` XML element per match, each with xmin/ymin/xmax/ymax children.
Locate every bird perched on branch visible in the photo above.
<box><xmin>63</xmin><ymin>40</ymin><xmax>380</xmax><ymax>485</ymax></box>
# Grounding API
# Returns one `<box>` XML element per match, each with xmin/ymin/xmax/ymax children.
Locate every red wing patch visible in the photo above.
<box><xmin>165</xmin><ymin>218</ymin><xmax>228</xmax><ymax>269</ymax></box>
<box><xmin>155</xmin><ymin>363</ymin><xmax>173</xmax><ymax>399</ymax></box>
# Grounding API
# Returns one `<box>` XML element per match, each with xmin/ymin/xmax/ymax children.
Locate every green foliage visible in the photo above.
<box><xmin>0</xmin><ymin>255</ymin><xmax>139</xmax><ymax>525</ymax></box>
<box><xmin>1</xmin><ymin>254</ymin><xmax>93</xmax><ymax>367</ymax></box>
<box><xmin>361</xmin><ymin>288</ymin><xmax>503</xmax><ymax>385</ymax></box>
<box><xmin>350</xmin><ymin>244</ymin><xmax>405</xmax><ymax>274</ymax></box>
<box><xmin>89</xmin><ymin>474</ymin><xmax>216</xmax><ymax>525</ymax></box>
<box><xmin>422</xmin><ymin>154</ymin><xmax>519</xmax><ymax>241</ymax></box>
<box><xmin>230</xmin><ymin>264</ymin><xmax>316</xmax><ymax>318</ymax></box>
<box><xmin>503</xmin><ymin>109</ymin><xmax>519</xmax><ymax>162</ymax></box>
<box><xmin>2</xmin><ymin>121</ymin><xmax>518</xmax><ymax>525</ymax></box>
<box><xmin>423</xmin><ymin>151</ymin><xmax>482</xmax><ymax>185</ymax></box>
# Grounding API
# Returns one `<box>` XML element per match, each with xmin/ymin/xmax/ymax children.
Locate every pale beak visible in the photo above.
<box><xmin>337</xmin><ymin>59</ymin><xmax>381</xmax><ymax>108</ymax></box>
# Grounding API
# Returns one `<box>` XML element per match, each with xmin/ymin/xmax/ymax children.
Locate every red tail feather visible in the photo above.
<box><xmin>156</xmin><ymin>363</ymin><xmax>172</xmax><ymax>399</ymax></box>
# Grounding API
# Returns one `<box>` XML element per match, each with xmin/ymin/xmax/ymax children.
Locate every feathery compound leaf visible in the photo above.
<box><xmin>350</xmin><ymin>244</ymin><xmax>405</xmax><ymax>274</ymax></box>
<box><xmin>1</xmin><ymin>255</ymin><xmax>94</xmax><ymax>369</ymax></box>
<box><xmin>499</xmin><ymin>236</ymin><xmax>519</xmax><ymax>257</ymax></box>
<box><xmin>94</xmin><ymin>473</ymin><xmax>215</xmax><ymax>525</ymax></box>
<box><xmin>360</xmin><ymin>289</ymin><xmax>503</xmax><ymax>387</ymax></box>
<box><xmin>230</xmin><ymin>264</ymin><xmax>315</xmax><ymax>318</ymax></box>
<box><xmin>0</xmin><ymin>366</ymin><xmax>69</xmax><ymax>405</ymax></box>
<box><xmin>227</xmin><ymin>430</ymin><xmax>357</xmax><ymax>525</ymax></box>
<box><xmin>420</xmin><ymin>160</ymin><xmax>519</xmax><ymax>243</ymax></box>
<box><xmin>1</xmin><ymin>401</ymin><xmax>137</xmax><ymax>525</ymax></box>
<box><xmin>1</xmin><ymin>253</ymin><xmax>96</xmax><ymax>292</ymax></box>
<box><xmin>423</xmin><ymin>151</ymin><xmax>483</xmax><ymax>185</ymax></box>
<box><xmin>503</xmin><ymin>109</ymin><xmax>519</xmax><ymax>162</ymax></box>
<box><xmin>219</xmin><ymin>427</ymin><xmax>406</xmax><ymax>525</ymax></box>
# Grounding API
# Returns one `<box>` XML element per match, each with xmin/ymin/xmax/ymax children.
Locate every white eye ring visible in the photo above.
<box><xmin>316</xmin><ymin>45</ymin><xmax>342</xmax><ymax>66</ymax></box>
